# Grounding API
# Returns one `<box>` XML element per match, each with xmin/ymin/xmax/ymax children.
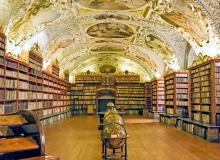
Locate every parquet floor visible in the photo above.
<box><xmin>44</xmin><ymin>116</ymin><xmax>220</xmax><ymax>160</ymax></box>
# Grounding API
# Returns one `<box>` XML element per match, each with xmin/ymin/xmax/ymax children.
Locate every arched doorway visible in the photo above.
<box><xmin>96</xmin><ymin>88</ymin><xmax>116</xmax><ymax>113</ymax></box>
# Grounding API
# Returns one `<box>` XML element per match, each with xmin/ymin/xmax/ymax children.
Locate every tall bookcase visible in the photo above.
<box><xmin>160</xmin><ymin>71</ymin><xmax>189</xmax><ymax>126</ymax></box>
<box><xmin>72</xmin><ymin>72</ymin><xmax>146</xmax><ymax>115</ymax></box>
<box><xmin>146</xmin><ymin>82</ymin><xmax>152</xmax><ymax>112</ymax></box>
<box><xmin>116</xmin><ymin>83</ymin><xmax>145</xmax><ymax>115</ymax></box>
<box><xmin>148</xmin><ymin>79</ymin><xmax>165</xmax><ymax>119</ymax></box>
<box><xmin>0</xmin><ymin>33</ymin><xmax>6</xmax><ymax>114</ymax></box>
<box><xmin>189</xmin><ymin>59</ymin><xmax>220</xmax><ymax>125</ymax></box>
<box><xmin>178</xmin><ymin>58</ymin><xmax>220</xmax><ymax>142</ymax></box>
<box><xmin>0</xmin><ymin>35</ymin><xmax>71</xmax><ymax>124</ymax></box>
<box><xmin>0</xmin><ymin>32</ymin><xmax>5</xmax><ymax>57</ymax></box>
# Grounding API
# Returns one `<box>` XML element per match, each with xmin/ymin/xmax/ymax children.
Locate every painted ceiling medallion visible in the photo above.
<box><xmin>145</xmin><ymin>34</ymin><xmax>174</xmax><ymax>56</ymax></box>
<box><xmin>99</xmin><ymin>65</ymin><xmax>116</xmax><ymax>73</ymax></box>
<box><xmin>87</xmin><ymin>23</ymin><xmax>134</xmax><ymax>38</ymax></box>
<box><xmin>77</xmin><ymin>0</ymin><xmax>147</xmax><ymax>10</ymax></box>
<box><xmin>162</xmin><ymin>10</ymin><xmax>209</xmax><ymax>45</ymax></box>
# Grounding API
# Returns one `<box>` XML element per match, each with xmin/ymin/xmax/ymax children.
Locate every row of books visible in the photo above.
<box><xmin>165</xmin><ymin>79</ymin><xmax>173</xmax><ymax>85</ymax></box>
<box><xmin>6</xmin><ymin>90</ymin><xmax>16</xmax><ymax>100</ymax></box>
<box><xmin>5</xmin><ymin>70</ymin><xmax>17</xmax><ymax>78</ymax></box>
<box><xmin>0</xmin><ymin>67</ymin><xmax>4</xmax><ymax>76</ymax></box>
<box><xmin>182</xmin><ymin>122</ymin><xmax>206</xmax><ymax>138</ymax></box>
<box><xmin>166</xmin><ymin>101</ymin><xmax>188</xmax><ymax>106</ymax></box>
<box><xmin>176</xmin><ymin>89</ymin><xmax>188</xmax><ymax>93</ymax></box>
<box><xmin>29</xmin><ymin>58</ymin><xmax>43</xmax><ymax>71</ymax></box>
<box><xmin>121</xmin><ymin>105</ymin><xmax>144</xmax><ymax>110</ymax></box>
<box><xmin>166</xmin><ymin>73</ymin><xmax>188</xmax><ymax>79</ymax></box>
<box><xmin>116</xmin><ymin>101</ymin><xmax>145</xmax><ymax>105</ymax></box>
<box><xmin>18</xmin><ymin>91</ymin><xmax>28</xmax><ymax>100</ymax></box>
<box><xmin>77</xmin><ymin>96</ymin><xmax>96</xmax><ymax>99</ymax></box>
<box><xmin>75</xmin><ymin>101</ymin><xmax>96</xmax><ymax>105</ymax></box>
<box><xmin>192</xmin><ymin>98</ymin><xmax>211</xmax><ymax>103</ymax></box>
<box><xmin>152</xmin><ymin>100</ymin><xmax>164</xmax><ymax>104</ymax></box>
<box><xmin>83</xmin><ymin>92</ymin><xmax>96</xmax><ymax>96</ymax></box>
<box><xmin>0</xmin><ymin>90</ymin><xmax>4</xmax><ymax>100</ymax></box>
<box><xmin>152</xmin><ymin>95</ymin><xmax>165</xmax><ymax>99</ymax></box>
<box><xmin>116</xmin><ymin>89</ymin><xmax>145</xmax><ymax>92</ymax></box>
<box><xmin>201</xmin><ymin>86</ymin><xmax>210</xmax><ymax>92</ymax></box>
<box><xmin>19</xmin><ymin>64</ymin><xmax>29</xmax><ymax>73</ymax></box>
<box><xmin>166</xmin><ymin>108</ymin><xmax>174</xmax><ymax>114</ymax></box>
<box><xmin>0</xmin><ymin>102</ymin><xmax>17</xmax><ymax>114</ymax></box>
<box><xmin>201</xmin><ymin>75</ymin><xmax>209</xmax><ymax>81</ymax></box>
<box><xmin>0</xmin><ymin>56</ymin><xmax>4</xmax><ymax>64</ymax></box>
<box><xmin>153</xmin><ymin>106</ymin><xmax>164</xmax><ymax>112</ymax></box>
<box><xmin>19</xmin><ymin>72</ymin><xmax>28</xmax><ymax>80</ymax></box>
<box><xmin>177</xmin><ymin>94</ymin><xmax>188</xmax><ymax>99</ymax></box>
<box><xmin>166</xmin><ymin>85</ymin><xmax>174</xmax><ymax>90</ymax></box>
<box><xmin>194</xmin><ymin>113</ymin><xmax>211</xmax><ymax>124</ymax></box>
<box><xmin>176</xmin><ymin>83</ymin><xmax>188</xmax><ymax>88</ymax></box>
<box><xmin>29</xmin><ymin>68</ymin><xmax>43</xmax><ymax>77</ymax></box>
<box><xmin>117</xmin><ymin>93</ymin><xmax>145</xmax><ymax>97</ymax></box>
<box><xmin>200</xmin><ymin>70</ymin><xmax>210</xmax><ymax>76</ymax></box>
<box><xmin>5</xmin><ymin>59</ymin><xmax>18</xmax><ymax>69</ymax></box>
<box><xmin>117</xmin><ymin>97</ymin><xmax>145</xmax><ymax>101</ymax></box>
<box><xmin>198</xmin><ymin>92</ymin><xmax>211</xmax><ymax>98</ymax></box>
<box><xmin>176</xmin><ymin>77</ymin><xmax>188</xmax><ymax>83</ymax></box>
<box><xmin>0</xmin><ymin>44</ymin><xmax>5</xmax><ymax>51</ymax></box>
<box><xmin>0</xmin><ymin>77</ymin><xmax>4</xmax><ymax>88</ymax></box>
<box><xmin>215</xmin><ymin>67</ymin><xmax>220</xmax><ymax>73</ymax></box>
<box><xmin>0</xmin><ymin>50</ymin><xmax>4</xmax><ymax>56</ymax></box>
<box><xmin>192</xmin><ymin>104</ymin><xmax>210</xmax><ymax>111</ymax></box>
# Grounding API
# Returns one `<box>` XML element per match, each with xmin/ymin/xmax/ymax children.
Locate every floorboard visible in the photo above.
<box><xmin>43</xmin><ymin>116</ymin><xmax>220</xmax><ymax>160</ymax></box>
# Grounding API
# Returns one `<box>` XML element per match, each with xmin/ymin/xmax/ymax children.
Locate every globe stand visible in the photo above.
<box><xmin>102</xmin><ymin>137</ymin><xmax>128</xmax><ymax>160</ymax></box>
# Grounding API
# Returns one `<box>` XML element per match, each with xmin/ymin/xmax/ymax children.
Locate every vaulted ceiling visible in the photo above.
<box><xmin>0</xmin><ymin>0</ymin><xmax>220</xmax><ymax>81</ymax></box>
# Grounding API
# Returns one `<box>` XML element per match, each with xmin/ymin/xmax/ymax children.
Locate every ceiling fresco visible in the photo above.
<box><xmin>145</xmin><ymin>34</ymin><xmax>174</xmax><ymax>56</ymax></box>
<box><xmin>87</xmin><ymin>22</ymin><xmax>134</xmax><ymax>38</ymax></box>
<box><xmin>77</xmin><ymin>0</ymin><xmax>148</xmax><ymax>10</ymax></box>
<box><xmin>0</xmin><ymin>0</ymin><xmax>220</xmax><ymax>81</ymax></box>
<box><xmin>161</xmin><ymin>7</ymin><xmax>209</xmax><ymax>45</ymax></box>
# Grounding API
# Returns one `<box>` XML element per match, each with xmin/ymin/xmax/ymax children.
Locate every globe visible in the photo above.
<box><xmin>104</xmin><ymin>108</ymin><xmax>118</xmax><ymax>118</ymax></box>
<box><xmin>101</xmin><ymin>123</ymin><xmax>127</xmax><ymax>149</ymax></box>
<box><xmin>103</xmin><ymin>113</ymin><xmax>125</xmax><ymax>126</ymax></box>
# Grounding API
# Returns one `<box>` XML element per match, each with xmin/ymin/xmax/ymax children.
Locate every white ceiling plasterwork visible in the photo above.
<box><xmin>0</xmin><ymin>0</ymin><xmax>220</xmax><ymax>80</ymax></box>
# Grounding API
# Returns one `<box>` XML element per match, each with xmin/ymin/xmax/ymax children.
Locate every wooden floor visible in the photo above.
<box><xmin>44</xmin><ymin>116</ymin><xmax>220</xmax><ymax>160</ymax></box>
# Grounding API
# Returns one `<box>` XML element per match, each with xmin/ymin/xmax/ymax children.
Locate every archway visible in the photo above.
<box><xmin>96</xmin><ymin>88</ymin><xmax>116</xmax><ymax>113</ymax></box>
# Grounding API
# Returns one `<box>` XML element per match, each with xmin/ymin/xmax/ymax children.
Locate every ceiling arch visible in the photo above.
<box><xmin>0</xmin><ymin>0</ymin><xmax>220</xmax><ymax>80</ymax></box>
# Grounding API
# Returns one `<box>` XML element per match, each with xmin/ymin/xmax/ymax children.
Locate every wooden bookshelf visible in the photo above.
<box><xmin>0</xmin><ymin>32</ymin><xmax>6</xmax><ymax>57</ymax></box>
<box><xmin>189</xmin><ymin>59</ymin><xmax>220</xmax><ymax>125</ymax></box>
<box><xmin>160</xmin><ymin>71</ymin><xmax>189</xmax><ymax>126</ymax></box>
<box><xmin>75</xmin><ymin>72</ymin><xmax>102</xmax><ymax>84</ymax></box>
<box><xmin>146</xmin><ymin>82</ymin><xmax>152</xmax><ymax>112</ymax></box>
<box><xmin>72</xmin><ymin>73</ymin><xmax>145</xmax><ymax>115</ymax></box>
<box><xmin>147</xmin><ymin>79</ymin><xmax>165</xmax><ymax>119</ymax></box>
<box><xmin>71</xmin><ymin>84</ymin><xmax>96</xmax><ymax>115</ymax></box>
<box><xmin>115</xmin><ymin>73</ymin><xmax>140</xmax><ymax>83</ymax></box>
<box><xmin>116</xmin><ymin>83</ymin><xmax>145</xmax><ymax>115</ymax></box>
<box><xmin>52</xmin><ymin>63</ymin><xmax>59</xmax><ymax>78</ymax></box>
<box><xmin>177</xmin><ymin>58</ymin><xmax>220</xmax><ymax>142</ymax></box>
<box><xmin>165</xmin><ymin>71</ymin><xmax>189</xmax><ymax>116</ymax></box>
<box><xmin>0</xmin><ymin>41</ymin><xmax>71</xmax><ymax>124</ymax></box>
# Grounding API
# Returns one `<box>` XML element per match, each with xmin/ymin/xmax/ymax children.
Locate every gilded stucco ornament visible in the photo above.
<box><xmin>1</xmin><ymin>0</ymin><xmax>220</xmax><ymax>80</ymax></box>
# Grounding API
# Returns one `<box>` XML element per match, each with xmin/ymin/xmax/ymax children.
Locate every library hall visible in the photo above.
<box><xmin>1</xmin><ymin>0</ymin><xmax>220</xmax><ymax>160</ymax></box>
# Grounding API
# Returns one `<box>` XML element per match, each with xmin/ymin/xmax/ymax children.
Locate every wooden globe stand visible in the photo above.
<box><xmin>102</xmin><ymin>136</ymin><xmax>128</xmax><ymax>160</ymax></box>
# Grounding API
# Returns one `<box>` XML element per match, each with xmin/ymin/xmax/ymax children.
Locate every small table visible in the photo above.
<box><xmin>0</xmin><ymin>138</ymin><xmax>39</xmax><ymax>155</ymax></box>
<box><xmin>0</xmin><ymin>115</ymin><xmax>27</xmax><ymax>126</ymax></box>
